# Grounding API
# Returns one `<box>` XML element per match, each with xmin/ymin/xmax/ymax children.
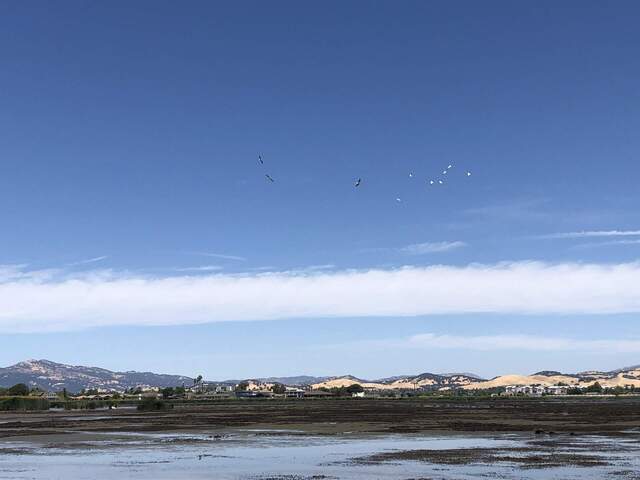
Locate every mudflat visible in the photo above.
<box><xmin>1</xmin><ymin>396</ymin><xmax>639</xmax><ymax>438</ymax></box>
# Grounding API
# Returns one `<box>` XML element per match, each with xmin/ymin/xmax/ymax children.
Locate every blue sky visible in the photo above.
<box><xmin>1</xmin><ymin>1</ymin><xmax>639</xmax><ymax>379</ymax></box>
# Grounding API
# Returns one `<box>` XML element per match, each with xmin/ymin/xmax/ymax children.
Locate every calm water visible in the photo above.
<box><xmin>0</xmin><ymin>429</ymin><xmax>639</xmax><ymax>479</ymax></box>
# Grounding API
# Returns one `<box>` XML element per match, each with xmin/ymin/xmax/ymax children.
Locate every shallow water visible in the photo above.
<box><xmin>0</xmin><ymin>430</ymin><xmax>639</xmax><ymax>479</ymax></box>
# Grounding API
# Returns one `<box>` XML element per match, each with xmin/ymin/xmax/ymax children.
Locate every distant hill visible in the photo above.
<box><xmin>462</xmin><ymin>366</ymin><xmax>640</xmax><ymax>390</ymax></box>
<box><xmin>311</xmin><ymin>372</ymin><xmax>485</xmax><ymax>391</ymax></box>
<box><xmin>253</xmin><ymin>375</ymin><xmax>328</xmax><ymax>386</ymax></box>
<box><xmin>607</xmin><ymin>364</ymin><xmax>640</xmax><ymax>375</ymax></box>
<box><xmin>437</xmin><ymin>372</ymin><xmax>484</xmax><ymax>380</ymax></box>
<box><xmin>311</xmin><ymin>366</ymin><xmax>640</xmax><ymax>391</ymax></box>
<box><xmin>2</xmin><ymin>359</ymin><xmax>639</xmax><ymax>393</ymax></box>
<box><xmin>0</xmin><ymin>359</ymin><xmax>192</xmax><ymax>393</ymax></box>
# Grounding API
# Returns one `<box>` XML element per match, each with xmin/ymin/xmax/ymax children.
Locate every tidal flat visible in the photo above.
<box><xmin>1</xmin><ymin>398</ymin><xmax>640</xmax><ymax>479</ymax></box>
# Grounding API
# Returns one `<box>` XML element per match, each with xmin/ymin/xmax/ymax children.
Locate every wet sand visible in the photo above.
<box><xmin>1</xmin><ymin>428</ymin><xmax>639</xmax><ymax>479</ymax></box>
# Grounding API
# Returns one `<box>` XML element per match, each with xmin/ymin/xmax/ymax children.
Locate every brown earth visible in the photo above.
<box><xmin>1</xmin><ymin>397</ymin><xmax>640</xmax><ymax>439</ymax></box>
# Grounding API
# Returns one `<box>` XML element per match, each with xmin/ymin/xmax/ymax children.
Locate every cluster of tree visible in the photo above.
<box><xmin>567</xmin><ymin>382</ymin><xmax>639</xmax><ymax>395</ymax></box>
<box><xmin>160</xmin><ymin>386</ymin><xmax>186</xmax><ymax>398</ymax></box>
<box><xmin>79</xmin><ymin>388</ymin><xmax>101</xmax><ymax>396</ymax></box>
<box><xmin>319</xmin><ymin>383</ymin><xmax>365</xmax><ymax>397</ymax></box>
<box><xmin>0</xmin><ymin>397</ymin><xmax>49</xmax><ymax>411</ymax></box>
<box><xmin>440</xmin><ymin>387</ymin><xmax>505</xmax><ymax>398</ymax></box>
<box><xmin>0</xmin><ymin>383</ymin><xmax>31</xmax><ymax>396</ymax></box>
<box><xmin>270</xmin><ymin>383</ymin><xmax>287</xmax><ymax>394</ymax></box>
<box><xmin>61</xmin><ymin>399</ymin><xmax>115</xmax><ymax>410</ymax></box>
<box><xmin>606</xmin><ymin>385</ymin><xmax>639</xmax><ymax>395</ymax></box>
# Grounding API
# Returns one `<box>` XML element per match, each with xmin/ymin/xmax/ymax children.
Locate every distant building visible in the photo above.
<box><xmin>305</xmin><ymin>390</ymin><xmax>334</xmax><ymax>398</ymax></box>
<box><xmin>504</xmin><ymin>385</ymin><xmax>568</xmax><ymax>396</ymax></box>
<box><xmin>545</xmin><ymin>385</ymin><xmax>569</xmax><ymax>395</ymax></box>
<box><xmin>138</xmin><ymin>391</ymin><xmax>162</xmax><ymax>400</ymax></box>
<box><xmin>235</xmin><ymin>390</ymin><xmax>269</xmax><ymax>398</ymax></box>
<box><xmin>284</xmin><ymin>387</ymin><xmax>305</xmax><ymax>399</ymax></box>
<box><xmin>214</xmin><ymin>385</ymin><xmax>235</xmax><ymax>393</ymax></box>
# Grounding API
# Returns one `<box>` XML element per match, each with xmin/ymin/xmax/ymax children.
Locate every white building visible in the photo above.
<box><xmin>504</xmin><ymin>385</ymin><xmax>568</xmax><ymax>396</ymax></box>
<box><xmin>284</xmin><ymin>387</ymin><xmax>305</xmax><ymax>398</ymax></box>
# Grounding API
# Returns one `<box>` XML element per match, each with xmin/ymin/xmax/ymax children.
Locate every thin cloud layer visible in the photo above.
<box><xmin>174</xmin><ymin>265</ymin><xmax>223</xmax><ymax>272</ymax></box>
<box><xmin>408</xmin><ymin>333</ymin><xmax>640</xmax><ymax>352</ymax></box>
<box><xmin>1</xmin><ymin>261</ymin><xmax>640</xmax><ymax>333</ymax></box>
<box><xmin>574</xmin><ymin>239</ymin><xmax>640</xmax><ymax>249</ymax></box>
<box><xmin>322</xmin><ymin>332</ymin><xmax>640</xmax><ymax>353</ymax></box>
<box><xmin>190</xmin><ymin>252</ymin><xmax>247</xmax><ymax>261</ymax></box>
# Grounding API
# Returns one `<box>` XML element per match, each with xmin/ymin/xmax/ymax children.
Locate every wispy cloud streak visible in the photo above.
<box><xmin>400</xmin><ymin>241</ymin><xmax>466</xmax><ymax>255</ymax></box>
<box><xmin>190</xmin><ymin>252</ymin><xmax>247</xmax><ymax>261</ymax></box>
<box><xmin>67</xmin><ymin>256</ymin><xmax>108</xmax><ymax>266</ymax></box>
<box><xmin>174</xmin><ymin>265</ymin><xmax>223</xmax><ymax>272</ymax></box>
<box><xmin>540</xmin><ymin>230</ymin><xmax>640</xmax><ymax>239</ymax></box>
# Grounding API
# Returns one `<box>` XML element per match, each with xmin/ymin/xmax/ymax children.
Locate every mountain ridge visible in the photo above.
<box><xmin>1</xmin><ymin>359</ymin><xmax>639</xmax><ymax>393</ymax></box>
<box><xmin>0</xmin><ymin>359</ymin><xmax>192</xmax><ymax>392</ymax></box>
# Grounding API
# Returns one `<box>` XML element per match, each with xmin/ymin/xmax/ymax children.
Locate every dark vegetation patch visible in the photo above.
<box><xmin>527</xmin><ymin>438</ymin><xmax>639</xmax><ymax>453</ymax></box>
<box><xmin>0</xmin><ymin>397</ymin><xmax>49</xmax><ymax>411</ymax></box>
<box><xmin>609</xmin><ymin>471</ymin><xmax>640</xmax><ymax>479</ymax></box>
<box><xmin>350</xmin><ymin>447</ymin><xmax>612</xmax><ymax>469</ymax></box>
<box><xmin>0</xmin><ymin>448</ymin><xmax>30</xmax><ymax>455</ymax></box>
<box><xmin>136</xmin><ymin>398</ymin><xmax>173</xmax><ymax>411</ymax></box>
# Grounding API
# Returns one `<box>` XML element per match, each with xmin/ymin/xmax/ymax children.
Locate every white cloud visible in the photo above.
<box><xmin>1</xmin><ymin>261</ymin><xmax>640</xmax><ymax>333</ymax></box>
<box><xmin>400</xmin><ymin>241</ymin><xmax>466</xmax><ymax>255</ymax></box>
<box><xmin>407</xmin><ymin>333</ymin><xmax>640</xmax><ymax>353</ymax></box>
<box><xmin>0</xmin><ymin>264</ymin><xmax>30</xmax><ymax>282</ymax></box>
<box><xmin>541</xmin><ymin>230</ymin><xmax>640</xmax><ymax>239</ymax></box>
<box><xmin>0</xmin><ymin>264</ymin><xmax>60</xmax><ymax>283</ymax></box>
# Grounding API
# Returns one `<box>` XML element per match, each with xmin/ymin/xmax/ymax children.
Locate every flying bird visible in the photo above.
<box><xmin>409</xmin><ymin>173</ymin><xmax>414</xmax><ymax>178</ymax></box>
<box><xmin>258</xmin><ymin>154</ymin><xmax>264</xmax><ymax>165</ymax></box>
<box><xmin>265</xmin><ymin>174</ymin><xmax>275</xmax><ymax>183</ymax></box>
<box><xmin>438</xmin><ymin>180</ymin><xmax>444</xmax><ymax>184</ymax></box>
<box><xmin>442</xmin><ymin>170</ymin><xmax>448</xmax><ymax>175</ymax></box>
<box><xmin>354</xmin><ymin>178</ymin><xmax>362</xmax><ymax>187</ymax></box>
<box><xmin>429</xmin><ymin>180</ymin><xmax>435</xmax><ymax>185</ymax></box>
<box><xmin>447</xmin><ymin>164</ymin><xmax>453</xmax><ymax>169</ymax></box>
<box><xmin>396</xmin><ymin>197</ymin><xmax>402</xmax><ymax>203</ymax></box>
<box><xmin>466</xmin><ymin>171</ymin><xmax>472</xmax><ymax>176</ymax></box>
